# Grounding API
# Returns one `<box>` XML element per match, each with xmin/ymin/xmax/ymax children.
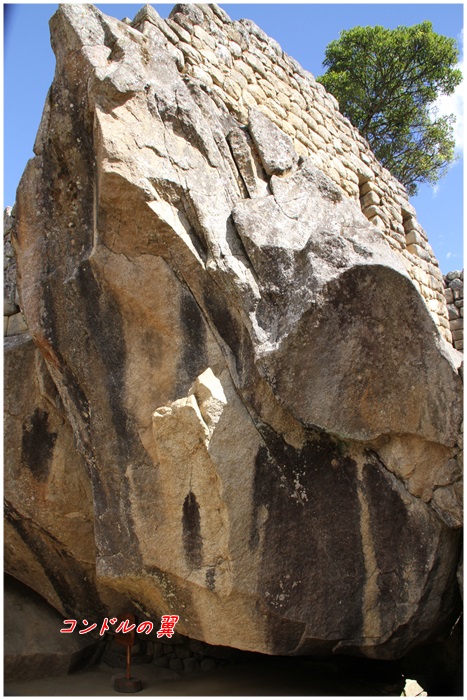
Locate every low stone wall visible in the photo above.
<box><xmin>444</xmin><ymin>271</ymin><xmax>463</xmax><ymax>352</ymax></box>
<box><xmin>103</xmin><ymin>630</ymin><xmax>239</xmax><ymax>675</ymax></box>
<box><xmin>130</xmin><ymin>3</ymin><xmax>451</xmax><ymax>341</ymax></box>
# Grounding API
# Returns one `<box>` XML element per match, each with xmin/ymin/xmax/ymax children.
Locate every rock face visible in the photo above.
<box><xmin>6</xmin><ymin>4</ymin><xmax>463</xmax><ymax>661</ymax></box>
<box><xmin>4</xmin><ymin>576</ymin><xmax>98</xmax><ymax>682</ymax></box>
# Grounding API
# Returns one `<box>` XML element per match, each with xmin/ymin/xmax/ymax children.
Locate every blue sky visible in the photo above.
<box><xmin>3</xmin><ymin>3</ymin><xmax>464</xmax><ymax>273</ymax></box>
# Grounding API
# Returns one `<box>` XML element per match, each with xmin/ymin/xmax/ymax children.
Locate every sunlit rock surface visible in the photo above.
<box><xmin>6</xmin><ymin>3</ymin><xmax>462</xmax><ymax>660</ymax></box>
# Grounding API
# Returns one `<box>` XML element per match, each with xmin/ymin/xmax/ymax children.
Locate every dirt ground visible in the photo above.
<box><xmin>4</xmin><ymin>655</ymin><xmax>408</xmax><ymax>697</ymax></box>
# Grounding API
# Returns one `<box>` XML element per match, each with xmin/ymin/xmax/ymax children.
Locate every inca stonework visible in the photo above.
<box><xmin>4</xmin><ymin>3</ymin><xmax>463</xmax><ymax>664</ymax></box>
<box><xmin>444</xmin><ymin>270</ymin><xmax>464</xmax><ymax>352</ymax></box>
<box><xmin>130</xmin><ymin>3</ymin><xmax>452</xmax><ymax>341</ymax></box>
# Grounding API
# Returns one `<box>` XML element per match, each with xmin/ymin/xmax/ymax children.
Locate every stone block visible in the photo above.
<box><xmin>198</xmin><ymin>47</ymin><xmax>220</xmax><ymax>67</ymax></box>
<box><xmin>248</xmin><ymin>83</ymin><xmax>267</xmax><ymax>103</ymax></box>
<box><xmin>153</xmin><ymin>655</ymin><xmax>169</xmax><ymax>668</ymax></box>
<box><xmin>362</xmin><ymin>204</ymin><xmax>380</xmax><ymax>219</ymax></box>
<box><xmin>200</xmin><ymin>657</ymin><xmax>217</xmax><ymax>672</ymax></box>
<box><xmin>281</xmin><ymin>120</ymin><xmax>296</xmax><ymax>138</ymax></box>
<box><xmin>369</xmin><ymin>215</ymin><xmax>384</xmax><ymax>230</ymax></box>
<box><xmin>183</xmin><ymin>657</ymin><xmax>199</xmax><ymax>673</ymax></box>
<box><xmin>166</xmin><ymin>18</ymin><xmax>192</xmax><ymax>44</ymax></box>
<box><xmin>449</xmin><ymin>278</ymin><xmax>463</xmax><ymax>292</ymax></box>
<box><xmin>175</xmin><ymin>645</ymin><xmax>191</xmax><ymax>659</ymax></box>
<box><xmin>228</xmin><ymin>40</ymin><xmax>242</xmax><ymax>58</ymax></box>
<box><xmin>4</xmin><ymin>301</ymin><xmax>19</xmax><ymax>316</ymax></box>
<box><xmin>360</xmin><ymin>190</ymin><xmax>380</xmax><ymax>208</ymax></box>
<box><xmin>293</xmin><ymin>139</ymin><xmax>309</xmax><ymax>158</ymax></box>
<box><xmin>169</xmin><ymin>657</ymin><xmax>183</xmax><ymax>672</ymax></box>
<box><xmin>178</xmin><ymin>42</ymin><xmax>202</xmax><ymax>65</ymax></box>
<box><xmin>403</xmin><ymin>216</ymin><xmax>418</xmax><ymax>234</ymax></box>
<box><xmin>6</xmin><ymin>313</ymin><xmax>28</xmax><ymax>336</ymax></box>
<box><xmin>405</xmin><ymin>230</ymin><xmax>425</xmax><ymax>247</ymax></box>
<box><xmin>294</xmin><ymin>129</ymin><xmax>314</xmax><ymax>150</ymax></box>
<box><xmin>258</xmin><ymin>78</ymin><xmax>276</xmax><ymax>98</ymax></box>
<box><xmin>234</xmin><ymin>59</ymin><xmax>256</xmax><ymax>83</ymax></box>
<box><xmin>209</xmin><ymin>65</ymin><xmax>225</xmax><ymax>88</ymax></box>
<box><xmin>448</xmin><ymin>304</ymin><xmax>460</xmax><ymax>320</ymax></box>
<box><xmin>288</xmin><ymin>112</ymin><xmax>306</xmax><ymax>132</ymax></box>
<box><xmin>427</xmin><ymin>298</ymin><xmax>446</xmax><ymax>315</ymax></box>
<box><xmin>244</xmin><ymin>51</ymin><xmax>269</xmax><ymax>79</ymax></box>
<box><xmin>152</xmin><ymin>641</ymin><xmax>164</xmax><ymax>658</ymax></box>
<box><xmin>276</xmin><ymin>90</ymin><xmax>291</xmax><ymax>110</ymax></box>
<box><xmin>223</xmin><ymin>77</ymin><xmax>242</xmax><ymax>100</ymax></box>
<box><xmin>451</xmin><ymin>329</ymin><xmax>463</xmax><ymax>342</ymax></box>
<box><xmin>189</xmin><ymin>65</ymin><xmax>213</xmax><ymax>87</ymax></box>
<box><xmin>406</xmin><ymin>244</ymin><xmax>431</xmax><ymax>262</ymax></box>
<box><xmin>450</xmin><ymin>318</ymin><xmax>463</xmax><ymax>331</ymax></box>
<box><xmin>194</xmin><ymin>24</ymin><xmax>216</xmax><ymax>50</ymax></box>
<box><xmin>444</xmin><ymin>288</ymin><xmax>454</xmax><ymax>304</ymax></box>
<box><xmin>242</xmin><ymin>88</ymin><xmax>258</xmax><ymax>109</ymax></box>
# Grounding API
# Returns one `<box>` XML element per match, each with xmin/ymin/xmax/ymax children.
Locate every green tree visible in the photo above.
<box><xmin>317</xmin><ymin>22</ymin><xmax>462</xmax><ymax>196</ymax></box>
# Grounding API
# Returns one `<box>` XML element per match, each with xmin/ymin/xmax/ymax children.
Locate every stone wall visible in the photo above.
<box><xmin>444</xmin><ymin>271</ymin><xmax>463</xmax><ymax>352</ymax></box>
<box><xmin>102</xmin><ymin>628</ymin><xmax>240</xmax><ymax>675</ymax></box>
<box><xmin>4</xmin><ymin>207</ymin><xmax>28</xmax><ymax>337</ymax></box>
<box><xmin>130</xmin><ymin>3</ymin><xmax>451</xmax><ymax>342</ymax></box>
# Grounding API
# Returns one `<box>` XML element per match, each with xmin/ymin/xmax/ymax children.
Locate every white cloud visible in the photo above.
<box><xmin>447</xmin><ymin>251</ymin><xmax>453</xmax><ymax>259</ymax></box>
<box><xmin>434</xmin><ymin>29</ymin><xmax>464</xmax><ymax>155</ymax></box>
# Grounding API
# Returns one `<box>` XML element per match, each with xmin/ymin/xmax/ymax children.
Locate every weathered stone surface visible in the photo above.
<box><xmin>227</xmin><ymin>126</ymin><xmax>269</xmax><ymax>198</ymax></box>
<box><xmin>6</xmin><ymin>3</ymin><xmax>462</xmax><ymax>663</ymax></box>
<box><xmin>4</xmin><ymin>207</ymin><xmax>19</xmax><ymax>315</ymax></box>
<box><xmin>248</xmin><ymin>106</ymin><xmax>298</xmax><ymax>175</ymax></box>
<box><xmin>4</xmin><ymin>576</ymin><xmax>98</xmax><ymax>682</ymax></box>
<box><xmin>4</xmin><ymin>334</ymin><xmax>103</xmax><ymax>619</ymax></box>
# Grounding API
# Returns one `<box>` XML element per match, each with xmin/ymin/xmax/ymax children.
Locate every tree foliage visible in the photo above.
<box><xmin>317</xmin><ymin>22</ymin><xmax>462</xmax><ymax>195</ymax></box>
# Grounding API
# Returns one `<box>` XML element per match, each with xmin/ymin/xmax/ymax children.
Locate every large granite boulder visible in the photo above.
<box><xmin>6</xmin><ymin>4</ymin><xmax>462</xmax><ymax>660</ymax></box>
<box><xmin>4</xmin><ymin>576</ymin><xmax>99</xmax><ymax>682</ymax></box>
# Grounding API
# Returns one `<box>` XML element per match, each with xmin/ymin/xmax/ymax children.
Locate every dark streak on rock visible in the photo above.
<box><xmin>76</xmin><ymin>261</ymin><xmax>130</xmax><ymax>451</ymax></box>
<box><xmin>252</xmin><ymin>424</ymin><xmax>365</xmax><ymax>654</ymax></box>
<box><xmin>360</xmin><ymin>458</ymin><xmax>461</xmax><ymax>657</ymax></box>
<box><xmin>21</xmin><ymin>408</ymin><xmax>58</xmax><ymax>482</ymax></box>
<box><xmin>177</xmin><ymin>289</ymin><xmax>208</xmax><ymax>397</ymax></box>
<box><xmin>182</xmin><ymin>491</ymin><xmax>202</xmax><ymax>569</ymax></box>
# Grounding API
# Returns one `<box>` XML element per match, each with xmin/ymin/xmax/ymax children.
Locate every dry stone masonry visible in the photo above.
<box><xmin>130</xmin><ymin>3</ymin><xmax>451</xmax><ymax>341</ymax></box>
<box><xmin>444</xmin><ymin>271</ymin><xmax>463</xmax><ymax>352</ymax></box>
<box><xmin>4</xmin><ymin>207</ymin><xmax>28</xmax><ymax>337</ymax></box>
<box><xmin>4</xmin><ymin>3</ymin><xmax>463</xmax><ymax>666</ymax></box>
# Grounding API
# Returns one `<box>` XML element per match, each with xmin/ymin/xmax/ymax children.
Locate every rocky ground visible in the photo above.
<box><xmin>4</xmin><ymin>655</ymin><xmax>430</xmax><ymax>697</ymax></box>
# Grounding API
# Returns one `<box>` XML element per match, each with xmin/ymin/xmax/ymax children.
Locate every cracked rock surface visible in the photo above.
<box><xmin>6</xmin><ymin>4</ymin><xmax>463</xmax><ymax>659</ymax></box>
